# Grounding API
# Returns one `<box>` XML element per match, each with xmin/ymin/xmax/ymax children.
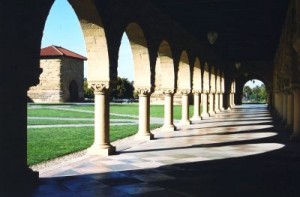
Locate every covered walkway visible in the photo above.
<box><xmin>30</xmin><ymin>105</ymin><xmax>300</xmax><ymax>196</ymax></box>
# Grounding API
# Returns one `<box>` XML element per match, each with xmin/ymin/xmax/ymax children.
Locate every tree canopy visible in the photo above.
<box><xmin>243</xmin><ymin>84</ymin><xmax>266</xmax><ymax>103</ymax></box>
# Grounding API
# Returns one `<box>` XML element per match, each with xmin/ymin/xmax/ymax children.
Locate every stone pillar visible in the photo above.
<box><xmin>0</xmin><ymin>84</ymin><xmax>39</xmax><ymax>191</ymax></box>
<box><xmin>201</xmin><ymin>93</ymin><xmax>209</xmax><ymax>118</ymax></box>
<box><xmin>214</xmin><ymin>93</ymin><xmax>220</xmax><ymax>113</ymax></box>
<box><xmin>291</xmin><ymin>91</ymin><xmax>300</xmax><ymax>140</ymax></box>
<box><xmin>277</xmin><ymin>93</ymin><xmax>283</xmax><ymax>118</ymax></box>
<box><xmin>180</xmin><ymin>91</ymin><xmax>191</xmax><ymax>125</ymax></box>
<box><xmin>219</xmin><ymin>93</ymin><xmax>224</xmax><ymax>111</ymax></box>
<box><xmin>231</xmin><ymin>93</ymin><xmax>235</xmax><ymax>107</ymax></box>
<box><xmin>88</xmin><ymin>84</ymin><xmax>115</xmax><ymax>155</ymax></box>
<box><xmin>162</xmin><ymin>90</ymin><xmax>176</xmax><ymax>131</ymax></box>
<box><xmin>135</xmin><ymin>89</ymin><xmax>154</xmax><ymax>140</ymax></box>
<box><xmin>282</xmin><ymin>93</ymin><xmax>288</xmax><ymax>124</ymax></box>
<box><xmin>208</xmin><ymin>93</ymin><xmax>215</xmax><ymax>116</ymax></box>
<box><xmin>287</xmin><ymin>93</ymin><xmax>294</xmax><ymax>130</ymax></box>
<box><xmin>191</xmin><ymin>91</ymin><xmax>201</xmax><ymax>121</ymax></box>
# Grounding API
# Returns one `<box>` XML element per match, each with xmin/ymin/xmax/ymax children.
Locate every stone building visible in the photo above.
<box><xmin>28</xmin><ymin>45</ymin><xmax>86</xmax><ymax>102</ymax></box>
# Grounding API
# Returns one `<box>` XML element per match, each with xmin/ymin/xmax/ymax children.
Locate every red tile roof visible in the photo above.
<box><xmin>40</xmin><ymin>45</ymin><xmax>87</xmax><ymax>60</ymax></box>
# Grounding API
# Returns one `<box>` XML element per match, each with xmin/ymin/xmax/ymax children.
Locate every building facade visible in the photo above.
<box><xmin>28</xmin><ymin>46</ymin><xmax>86</xmax><ymax>102</ymax></box>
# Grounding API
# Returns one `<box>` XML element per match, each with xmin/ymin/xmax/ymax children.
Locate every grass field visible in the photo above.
<box><xmin>27</xmin><ymin>124</ymin><xmax>160</xmax><ymax>165</ymax></box>
<box><xmin>27</xmin><ymin>103</ymin><xmax>197</xmax><ymax>165</ymax></box>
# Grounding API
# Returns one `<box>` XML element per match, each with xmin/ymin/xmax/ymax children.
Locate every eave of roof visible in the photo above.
<box><xmin>40</xmin><ymin>45</ymin><xmax>87</xmax><ymax>61</ymax></box>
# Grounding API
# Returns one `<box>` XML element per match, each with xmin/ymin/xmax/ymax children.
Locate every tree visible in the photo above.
<box><xmin>110</xmin><ymin>77</ymin><xmax>134</xmax><ymax>99</ymax></box>
<box><xmin>83</xmin><ymin>78</ymin><xmax>94</xmax><ymax>99</ymax></box>
<box><xmin>243</xmin><ymin>85</ymin><xmax>252</xmax><ymax>101</ymax></box>
<box><xmin>242</xmin><ymin>84</ymin><xmax>267</xmax><ymax>103</ymax></box>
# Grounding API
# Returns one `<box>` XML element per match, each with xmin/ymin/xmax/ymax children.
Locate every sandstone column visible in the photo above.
<box><xmin>191</xmin><ymin>91</ymin><xmax>201</xmax><ymax>121</ymax></box>
<box><xmin>201</xmin><ymin>92</ymin><xmax>209</xmax><ymax>118</ymax></box>
<box><xmin>282</xmin><ymin>93</ymin><xmax>287</xmax><ymax>124</ymax></box>
<box><xmin>277</xmin><ymin>93</ymin><xmax>283</xmax><ymax>119</ymax></box>
<box><xmin>214</xmin><ymin>93</ymin><xmax>220</xmax><ymax>113</ymax></box>
<box><xmin>291</xmin><ymin>91</ymin><xmax>300</xmax><ymax>140</ymax></box>
<box><xmin>88</xmin><ymin>84</ymin><xmax>115</xmax><ymax>155</ymax></box>
<box><xmin>287</xmin><ymin>92</ymin><xmax>294</xmax><ymax>130</ymax></box>
<box><xmin>162</xmin><ymin>90</ymin><xmax>176</xmax><ymax>131</ymax></box>
<box><xmin>208</xmin><ymin>93</ymin><xmax>215</xmax><ymax>116</ymax></box>
<box><xmin>180</xmin><ymin>90</ymin><xmax>191</xmax><ymax>125</ymax></box>
<box><xmin>135</xmin><ymin>89</ymin><xmax>154</xmax><ymax>140</ymax></box>
<box><xmin>219</xmin><ymin>93</ymin><xmax>224</xmax><ymax>111</ymax></box>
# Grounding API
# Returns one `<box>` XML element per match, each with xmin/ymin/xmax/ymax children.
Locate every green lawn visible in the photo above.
<box><xmin>27</xmin><ymin>124</ymin><xmax>160</xmax><ymax>165</ymax></box>
<box><xmin>27</xmin><ymin>103</ymin><xmax>199</xmax><ymax>166</ymax></box>
<box><xmin>28</xmin><ymin>119</ymin><xmax>94</xmax><ymax>125</ymax></box>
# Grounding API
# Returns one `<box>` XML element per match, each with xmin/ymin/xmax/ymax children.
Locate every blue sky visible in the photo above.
<box><xmin>42</xmin><ymin>0</ymin><xmax>134</xmax><ymax>81</ymax></box>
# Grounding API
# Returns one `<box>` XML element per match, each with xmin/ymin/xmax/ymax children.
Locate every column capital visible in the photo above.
<box><xmin>162</xmin><ymin>89</ymin><xmax>175</xmax><ymax>95</ymax></box>
<box><xmin>136</xmin><ymin>88</ymin><xmax>151</xmax><ymax>96</ymax></box>
<box><xmin>180</xmin><ymin>89</ymin><xmax>191</xmax><ymax>95</ymax></box>
<box><xmin>201</xmin><ymin>90</ymin><xmax>209</xmax><ymax>94</ymax></box>
<box><xmin>192</xmin><ymin>90</ymin><xmax>201</xmax><ymax>94</ymax></box>
<box><xmin>90</xmin><ymin>83</ymin><xmax>109</xmax><ymax>94</ymax></box>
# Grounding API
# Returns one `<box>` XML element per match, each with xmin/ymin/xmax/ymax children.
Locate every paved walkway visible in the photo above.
<box><xmin>27</xmin><ymin>104</ymin><xmax>300</xmax><ymax>196</ymax></box>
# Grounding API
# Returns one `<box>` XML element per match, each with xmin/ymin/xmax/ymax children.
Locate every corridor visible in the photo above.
<box><xmin>30</xmin><ymin>105</ymin><xmax>300</xmax><ymax>196</ymax></box>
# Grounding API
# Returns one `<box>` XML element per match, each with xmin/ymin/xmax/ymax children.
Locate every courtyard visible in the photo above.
<box><xmin>26</xmin><ymin>104</ymin><xmax>300</xmax><ymax>196</ymax></box>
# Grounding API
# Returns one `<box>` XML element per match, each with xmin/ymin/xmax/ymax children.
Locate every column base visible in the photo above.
<box><xmin>201</xmin><ymin>113</ymin><xmax>209</xmax><ymax>119</ymax></box>
<box><xmin>135</xmin><ymin>132</ymin><xmax>154</xmax><ymax>140</ymax></box>
<box><xmin>290</xmin><ymin>134</ymin><xmax>300</xmax><ymax>142</ymax></box>
<box><xmin>87</xmin><ymin>144</ymin><xmax>116</xmax><ymax>156</ymax></box>
<box><xmin>179</xmin><ymin>119</ymin><xmax>191</xmax><ymax>125</ymax></box>
<box><xmin>214</xmin><ymin>109</ymin><xmax>221</xmax><ymax>114</ymax></box>
<box><xmin>285</xmin><ymin>125</ymin><xmax>293</xmax><ymax>132</ymax></box>
<box><xmin>208</xmin><ymin>111</ymin><xmax>215</xmax><ymax>116</ymax></box>
<box><xmin>220</xmin><ymin>107</ymin><xmax>225</xmax><ymax>111</ymax></box>
<box><xmin>161</xmin><ymin>124</ymin><xmax>176</xmax><ymax>132</ymax></box>
<box><xmin>191</xmin><ymin>116</ymin><xmax>202</xmax><ymax>121</ymax></box>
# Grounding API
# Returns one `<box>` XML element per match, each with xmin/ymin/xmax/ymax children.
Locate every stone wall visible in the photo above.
<box><xmin>61</xmin><ymin>57</ymin><xmax>84</xmax><ymax>102</ymax></box>
<box><xmin>28</xmin><ymin>58</ymin><xmax>62</xmax><ymax>102</ymax></box>
<box><xmin>28</xmin><ymin>57</ymin><xmax>84</xmax><ymax>103</ymax></box>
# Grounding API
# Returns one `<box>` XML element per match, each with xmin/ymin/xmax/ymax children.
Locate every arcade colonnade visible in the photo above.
<box><xmin>0</xmin><ymin>0</ymin><xmax>236</xmax><ymax>189</ymax></box>
<box><xmin>272</xmin><ymin>0</ymin><xmax>300</xmax><ymax>141</ymax></box>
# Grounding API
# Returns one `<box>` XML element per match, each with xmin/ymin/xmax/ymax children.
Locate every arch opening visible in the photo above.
<box><xmin>111</xmin><ymin>32</ymin><xmax>135</xmax><ymax>102</ymax></box>
<box><xmin>243</xmin><ymin>79</ymin><xmax>267</xmax><ymax>104</ymax></box>
<box><xmin>151</xmin><ymin>40</ymin><xmax>175</xmax><ymax>104</ymax></box>
<box><xmin>124</xmin><ymin>23</ymin><xmax>151</xmax><ymax>90</ymax></box>
<box><xmin>177</xmin><ymin>51</ymin><xmax>191</xmax><ymax>91</ymax></box>
<box><xmin>27</xmin><ymin>0</ymin><xmax>110</xmax><ymax>166</ymax></box>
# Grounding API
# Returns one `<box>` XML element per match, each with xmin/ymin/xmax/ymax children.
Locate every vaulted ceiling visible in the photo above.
<box><xmin>150</xmin><ymin>0</ymin><xmax>289</xmax><ymax>63</ymax></box>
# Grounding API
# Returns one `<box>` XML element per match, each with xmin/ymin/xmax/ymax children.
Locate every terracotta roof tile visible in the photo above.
<box><xmin>40</xmin><ymin>45</ymin><xmax>87</xmax><ymax>60</ymax></box>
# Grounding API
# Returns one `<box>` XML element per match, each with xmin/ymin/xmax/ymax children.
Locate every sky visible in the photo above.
<box><xmin>42</xmin><ymin>0</ymin><xmax>264</xmax><ymax>88</ymax></box>
<box><xmin>42</xmin><ymin>0</ymin><xmax>134</xmax><ymax>81</ymax></box>
<box><xmin>244</xmin><ymin>79</ymin><xmax>263</xmax><ymax>88</ymax></box>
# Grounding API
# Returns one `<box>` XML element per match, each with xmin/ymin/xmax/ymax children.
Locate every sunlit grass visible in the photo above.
<box><xmin>27</xmin><ymin>124</ymin><xmax>161</xmax><ymax>165</ymax></box>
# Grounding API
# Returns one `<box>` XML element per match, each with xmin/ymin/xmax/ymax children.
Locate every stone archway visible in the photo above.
<box><xmin>155</xmin><ymin>40</ymin><xmax>176</xmax><ymax>131</ymax></box>
<box><xmin>208</xmin><ymin>66</ymin><xmax>216</xmax><ymax>116</ymax></box>
<box><xmin>201</xmin><ymin>62</ymin><xmax>210</xmax><ymax>118</ymax></box>
<box><xmin>177</xmin><ymin>50</ymin><xmax>192</xmax><ymax>125</ymax></box>
<box><xmin>191</xmin><ymin>57</ymin><xmax>202</xmax><ymax>120</ymax></box>
<box><xmin>122</xmin><ymin>22</ymin><xmax>153</xmax><ymax>140</ymax></box>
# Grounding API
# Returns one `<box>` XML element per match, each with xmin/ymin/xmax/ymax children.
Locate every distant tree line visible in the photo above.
<box><xmin>243</xmin><ymin>84</ymin><xmax>267</xmax><ymax>103</ymax></box>
<box><xmin>83</xmin><ymin>77</ymin><xmax>136</xmax><ymax>100</ymax></box>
